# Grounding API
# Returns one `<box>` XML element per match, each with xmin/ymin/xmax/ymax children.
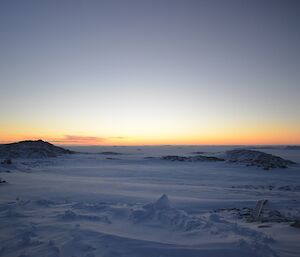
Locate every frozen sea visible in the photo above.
<box><xmin>0</xmin><ymin>145</ymin><xmax>299</xmax><ymax>257</ymax></box>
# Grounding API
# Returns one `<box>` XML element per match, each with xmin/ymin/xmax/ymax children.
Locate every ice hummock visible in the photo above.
<box><xmin>154</xmin><ymin>194</ymin><xmax>171</xmax><ymax>210</ymax></box>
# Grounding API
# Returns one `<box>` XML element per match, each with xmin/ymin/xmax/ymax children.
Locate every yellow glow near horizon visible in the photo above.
<box><xmin>1</xmin><ymin>121</ymin><xmax>299</xmax><ymax>146</ymax></box>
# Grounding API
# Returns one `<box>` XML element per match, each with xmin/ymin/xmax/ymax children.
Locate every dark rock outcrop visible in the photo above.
<box><xmin>225</xmin><ymin>149</ymin><xmax>295</xmax><ymax>169</ymax></box>
<box><xmin>1</xmin><ymin>158</ymin><xmax>12</xmax><ymax>165</ymax></box>
<box><xmin>0</xmin><ymin>140</ymin><xmax>75</xmax><ymax>159</ymax></box>
<box><xmin>161</xmin><ymin>155</ymin><xmax>225</xmax><ymax>162</ymax></box>
<box><xmin>98</xmin><ymin>152</ymin><xmax>123</xmax><ymax>155</ymax></box>
<box><xmin>291</xmin><ymin>221</ymin><xmax>300</xmax><ymax>228</ymax></box>
<box><xmin>285</xmin><ymin>145</ymin><xmax>300</xmax><ymax>150</ymax></box>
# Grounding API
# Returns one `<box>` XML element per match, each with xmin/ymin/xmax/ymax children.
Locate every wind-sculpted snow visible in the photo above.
<box><xmin>59</xmin><ymin>209</ymin><xmax>112</xmax><ymax>223</ymax></box>
<box><xmin>0</xmin><ymin>145</ymin><xmax>299</xmax><ymax>257</ymax></box>
<box><xmin>130</xmin><ymin>194</ymin><xmax>207</xmax><ymax>231</ymax></box>
<box><xmin>231</xmin><ymin>184</ymin><xmax>300</xmax><ymax>191</ymax></box>
<box><xmin>0</xmin><ymin>196</ymin><xmax>282</xmax><ymax>257</ymax></box>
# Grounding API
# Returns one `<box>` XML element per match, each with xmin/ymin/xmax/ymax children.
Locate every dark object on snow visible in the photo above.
<box><xmin>98</xmin><ymin>152</ymin><xmax>123</xmax><ymax>155</ymax></box>
<box><xmin>225</xmin><ymin>149</ymin><xmax>295</xmax><ymax>169</ymax></box>
<box><xmin>0</xmin><ymin>178</ymin><xmax>6</xmax><ymax>184</ymax></box>
<box><xmin>161</xmin><ymin>155</ymin><xmax>224</xmax><ymax>162</ymax></box>
<box><xmin>285</xmin><ymin>145</ymin><xmax>300</xmax><ymax>150</ymax></box>
<box><xmin>216</xmin><ymin>203</ymin><xmax>292</xmax><ymax>224</ymax></box>
<box><xmin>258</xmin><ymin>225</ymin><xmax>272</xmax><ymax>228</ymax></box>
<box><xmin>191</xmin><ymin>151</ymin><xmax>205</xmax><ymax>154</ymax></box>
<box><xmin>0</xmin><ymin>140</ymin><xmax>75</xmax><ymax>159</ymax></box>
<box><xmin>252</xmin><ymin>200</ymin><xmax>268</xmax><ymax>221</ymax></box>
<box><xmin>1</xmin><ymin>158</ymin><xmax>12</xmax><ymax>165</ymax></box>
<box><xmin>247</xmin><ymin>200</ymin><xmax>289</xmax><ymax>223</ymax></box>
<box><xmin>291</xmin><ymin>221</ymin><xmax>300</xmax><ymax>228</ymax></box>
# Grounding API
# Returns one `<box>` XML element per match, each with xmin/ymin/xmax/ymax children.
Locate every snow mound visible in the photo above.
<box><xmin>59</xmin><ymin>210</ymin><xmax>111</xmax><ymax>223</ymax></box>
<box><xmin>154</xmin><ymin>194</ymin><xmax>171</xmax><ymax>210</ymax></box>
<box><xmin>0</xmin><ymin>140</ymin><xmax>75</xmax><ymax>159</ymax></box>
<box><xmin>131</xmin><ymin>195</ymin><xmax>205</xmax><ymax>231</ymax></box>
<box><xmin>225</xmin><ymin>149</ymin><xmax>295</xmax><ymax>169</ymax></box>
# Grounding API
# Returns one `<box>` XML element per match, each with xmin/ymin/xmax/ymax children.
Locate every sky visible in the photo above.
<box><xmin>0</xmin><ymin>0</ymin><xmax>299</xmax><ymax>145</ymax></box>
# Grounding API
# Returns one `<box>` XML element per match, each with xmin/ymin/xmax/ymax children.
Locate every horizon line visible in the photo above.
<box><xmin>0</xmin><ymin>139</ymin><xmax>299</xmax><ymax>147</ymax></box>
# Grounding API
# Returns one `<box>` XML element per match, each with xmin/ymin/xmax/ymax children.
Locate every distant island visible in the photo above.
<box><xmin>0</xmin><ymin>140</ymin><xmax>75</xmax><ymax>158</ymax></box>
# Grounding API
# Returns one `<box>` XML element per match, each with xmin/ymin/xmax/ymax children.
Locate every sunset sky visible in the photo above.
<box><xmin>1</xmin><ymin>0</ymin><xmax>299</xmax><ymax>145</ymax></box>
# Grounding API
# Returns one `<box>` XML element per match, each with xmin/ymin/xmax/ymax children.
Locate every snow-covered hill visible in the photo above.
<box><xmin>225</xmin><ymin>149</ymin><xmax>295</xmax><ymax>169</ymax></box>
<box><xmin>160</xmin><ymin>149</ymin><xmax>296</xmax><ymax>169</ymax></box>
<box><xmin>0</xmin><ymin>140</ymin><xmax>75</xmax><ymax>158</ymax></box>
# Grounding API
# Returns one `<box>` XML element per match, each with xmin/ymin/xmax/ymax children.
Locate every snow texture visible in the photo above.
<box><xmin>0</xmin><ymin>143</ymin><xmax>299</xmax><ymax>257</ymax></box>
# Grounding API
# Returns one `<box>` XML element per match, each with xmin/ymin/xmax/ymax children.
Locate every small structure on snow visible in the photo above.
<box><xmin>252</xmin><ymin>199</ymin><xmax>268</xmax><ymax>221</ymax></box>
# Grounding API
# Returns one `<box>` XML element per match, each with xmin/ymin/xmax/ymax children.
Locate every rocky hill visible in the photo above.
<box><xmin>161</xmin><ymin>149</ymin><xmax>296</xmax><ymax>169</ymax></box>
<box><xmin>225</xmin><ymin>149</ymin><xmax>295</xmax><ymax>169</ymax></box>
<box><xmin>0</xmin><ymin>140</ymin><xmax>75</xmax><ymax>159</ymax></box>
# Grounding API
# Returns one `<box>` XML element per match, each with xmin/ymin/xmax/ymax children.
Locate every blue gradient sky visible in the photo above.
<box><xmin>0</xmin><ymin>0</ymin><xmax>299</xmax><ymax>145</ymax></box>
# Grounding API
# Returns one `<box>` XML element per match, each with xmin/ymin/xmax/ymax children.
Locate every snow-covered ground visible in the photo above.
<box><xmin>0</xmin><ymin>146</ymin><xmax>300</xmax><ymax>257</ymax></box>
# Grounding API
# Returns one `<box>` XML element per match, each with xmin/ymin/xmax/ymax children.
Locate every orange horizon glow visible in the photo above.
<box><xmin>1</xmin><ymin>120</ymin><xmax>300</xmax><ymax>146</ymax></box>
<box><xmin>1</xmin><ymin>132</ymin><xmax>300</xmax><ymax>146</ymax></box>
